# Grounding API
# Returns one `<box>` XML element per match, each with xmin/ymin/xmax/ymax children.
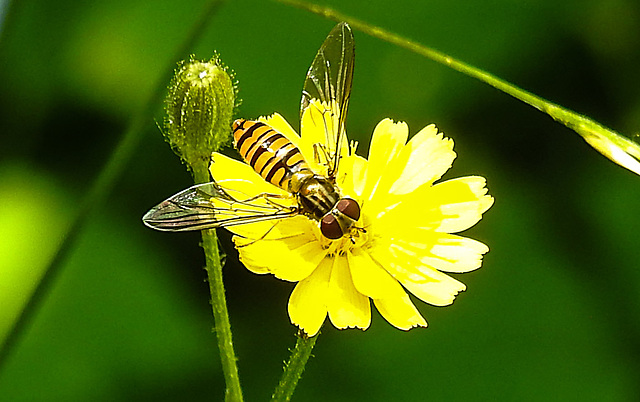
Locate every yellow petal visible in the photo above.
<box><xmin>374</xmin><ymin>229</ymin><xmax>489</xmax><ymax>274</ymax></box>
<box><xmin>348</xmin><ymin>247</ymin><xmax>406</xmax><ymax>300</ymax></box>
<box><xmin>288</xmin><ymin>258</ymin><xmax>332</xmax><ymax>337</ymax></box>
<box><xmin>401</xmin><ymin>274</ymin><xmax>466</xmax><ymax>306</ymax></box>
<box><xmin>368</xmin><ymin>238</ymin><xmax>439</xmax><ymax>283</ymax></box>
<box><xmin>373</xmin><ymin>294</ymin><xmax>427</xmax><ymax>330</ymax></box>
<box><xmin>210</xmin><ymin>152</ymin><xmax>287</xmax><ymax>195</ymax></box>
<box><xmin>429</xmin><ymin>176</ymin><xmax>494</xmax><ymax>233</ymax></box>
<box><xmin>388</xmin><ymin>124</ymin><xmax>456</xmax><ymax>195</ymax></box>
<box><xmin>420</xmin><ymin>234</ymin><xmax>489</xmax><ymax>273</ymax></box>
<box><xmin>327</xmin><ymin>256</ymin><xmax>371</xmax><ymax>330</ymax></box>
<box><xmin>235</xmin><ymin>220</ymin><xmax>327</xmax><ymax>281</ymax></box>
<box><xmin>362</xmin><ymin>119</ymin><xmax>408</xmax><ymax>201</ymax></box>
<box><xmin>368</xmin><ymin>239</ymin><xmax>467</xmax><ymax>306</ymax></box>
<box><xmin>340</xmin><ymin>154</ymin><xmax>367</xmax><ymax>197</ymax></box>
<box><xmin>377</xmin><ymin>176</ymin><xmax>493</xmax><ymax>234</ymax></box>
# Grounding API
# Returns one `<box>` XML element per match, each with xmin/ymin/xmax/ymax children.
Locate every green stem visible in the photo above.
<box><xmin>272</xmin><ymin>334</ymin><xmax>318</xmax><ymax>402</ymax></box>
<box><xmin>192</xmin><ymin>165</ymin><xmax>243</xmax><ymax>402</ymax></box>
<box><xmin>203</xmin><ymin>228</ymin><xmax>243</xmax><ymax>402</ymax></box>
<box><xmin>277</xmin><ymin>0</ymin><xmax>640</xmax><ymax>176</ymax></box>
<box><xmin>0</xmin><ymin>0</ymin><xmax>225</xmax><ymax>375</ymax></box>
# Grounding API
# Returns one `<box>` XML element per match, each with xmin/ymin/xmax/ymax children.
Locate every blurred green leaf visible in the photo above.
<box><xmin>0</xmin><ymin>169</ymin><xmax>222</xmax><ymax>399</ymax></box>
<box><xmin>0</xmin><ymin>163</ymin><xmax>73</xmax><ymax>346</ymax></box>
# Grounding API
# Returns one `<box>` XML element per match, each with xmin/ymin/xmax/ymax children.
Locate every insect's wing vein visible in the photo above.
<box><xmin>142</xmin><ymin>182</ymin><xmax>298</xmax><ymax>232</ymax></box>
<box><xmin>300</xmin><ymin>22</ymin><xmax>355</xmax><ymax>177</ymax></box>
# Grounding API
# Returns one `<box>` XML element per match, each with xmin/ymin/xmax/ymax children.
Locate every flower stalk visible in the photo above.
<box><xmin>272</xmin><ymin>334</ymin><xmax>318</xmax><ymax>402</ymax></box>
<box><xmin>194</xmin><ymin>167</ymin><xmax>244</xmax><ymax>402</ymax></box>
<box><xmin>164</xmin><ymin>56</ymin><xmax>243</xmax><ymax>401</ymax></box>
<box><xmin>277</xmin><ymin>0</ymin><xmax>640</xmax><ymax>177</ymax></box>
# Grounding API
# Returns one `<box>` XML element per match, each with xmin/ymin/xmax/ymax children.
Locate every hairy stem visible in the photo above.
<box><xmin>272</xmin><ymin>334</ymin><xmax>318</xmax><ymax>402</ymax></box>
<box><xmin>192</xmin><ymin>164</ymin><xmax>243</xmax><ymax>402</ymax></box>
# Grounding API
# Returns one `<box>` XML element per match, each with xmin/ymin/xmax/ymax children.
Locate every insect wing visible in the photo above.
<box><xmin>300</xmin><ymin>22</ymin><xmax>355</xmax><ymax>178</ymax></box>
<box><xmin>142</xmin><ymin>182</ymin><xmax>298</xmax><ymax>232</ymax></box>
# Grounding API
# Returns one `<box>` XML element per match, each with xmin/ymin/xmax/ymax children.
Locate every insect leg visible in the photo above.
<box><xmin>235</xmin><ymin>219</ymin><xmax>284</xmax><ymax>248</ymax></box>
<box><xmin>312</xmin><ymin>143</ymin><xmax>331</xmax><ymax>168</ymax></box>
<box><xmin>234</xmin><ymin>192</ymin><xmax>295</xmax><ymax>210</ymax></box>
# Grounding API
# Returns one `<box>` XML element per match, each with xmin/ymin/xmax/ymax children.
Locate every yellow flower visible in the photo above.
<box><xmin>210</xmin><ymin>104</ymin><xmax>494</xmax><ymax>337</ymax></box>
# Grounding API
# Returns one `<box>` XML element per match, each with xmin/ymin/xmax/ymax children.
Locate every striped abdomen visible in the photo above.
<box><xmin>232</xmin><ymin>119</ymin><xmax>310</xmax><ymax>191</ymax></box>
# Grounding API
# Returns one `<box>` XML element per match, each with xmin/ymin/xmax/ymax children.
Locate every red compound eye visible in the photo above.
<box><xmin>336</xmin><ymin>198</ymin><xmax>360</xmax><ymax>221</ymax></box>
<box><xmin>320</xmin><ymin>198</ymin><xmax>361</xmax><ymax>240</ymax></box>
<box><xmin>320</xmin><ymin>214</ymin><xmax>343</xmax><ymax>239</ymax></box>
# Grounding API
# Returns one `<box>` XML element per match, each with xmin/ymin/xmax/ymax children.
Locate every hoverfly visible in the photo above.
<box><xmin>143</xmin><ymin>22</ymin><xmax>359</xmax><ymax>240</ymax></box>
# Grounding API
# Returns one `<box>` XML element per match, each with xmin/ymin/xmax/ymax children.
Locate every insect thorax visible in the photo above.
<box><xmin>291</xmin><ymin>172</ymin><xmax>340</xmax><ymax>221</ymax></box>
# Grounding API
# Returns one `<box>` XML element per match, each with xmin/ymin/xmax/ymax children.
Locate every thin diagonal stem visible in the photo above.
<box><xmin>277</xmin><ymin>0</ymin><xmax>640</xmax><ymax>176</ymax></box>
<box><xmin>0</xmin><ymin>0</ymin><xmax>225</xmax><ymax>373</ymax></box>
<box><xmin>272</xmin><ymin>334</ymin><xmax>318</xmax><ymax>402</ymax></box>
<box><xmin>274</xmin><ymin>0</ymin><xmax>580</xmax><ymax>119</ymax></box>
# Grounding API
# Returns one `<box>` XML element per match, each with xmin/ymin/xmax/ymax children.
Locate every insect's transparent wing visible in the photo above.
<box><xmin>142</xmin><ymin>182</ymin><xmax>298</xmax><ymax>232</ymax></box>
<box><xmin>300</xmin><ymin>22</ymin><xmax>354</xmax><ymax>177</ymax></box>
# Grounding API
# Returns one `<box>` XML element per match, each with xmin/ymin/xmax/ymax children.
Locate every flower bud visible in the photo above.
<box><xmin>164</xmin><ymin>55</ymin><xmax>237</xmax><ymax>178</ymax></box>
<box><xmin>578</xmin><ymin>125</ymin><xmax>640</xmax><ymax>176</ymax></box>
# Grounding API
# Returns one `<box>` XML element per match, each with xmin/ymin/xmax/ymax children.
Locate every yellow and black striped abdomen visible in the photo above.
<box><xmin>232</xmin><ymin>119</ymin><xmax>310</xmax><ymax>191</ymax></box>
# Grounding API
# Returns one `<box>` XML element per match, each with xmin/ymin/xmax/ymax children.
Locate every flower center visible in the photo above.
<box><xmin>322</xmin><ymin>222</ymin><xmax>369</xmax><ymax>256</ymax></box>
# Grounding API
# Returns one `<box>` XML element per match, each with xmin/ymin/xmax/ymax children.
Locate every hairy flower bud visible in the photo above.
<box><xmin>164</xmin><ymin>55</ymin><xmax>237</xmax><ymax>178</ymax></box>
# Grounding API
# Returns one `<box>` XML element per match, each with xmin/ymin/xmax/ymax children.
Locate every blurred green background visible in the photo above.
<box><xmin>1</xmin><ymin>0</ymin><xmax>640</xmax><ymax>400</ymax></box>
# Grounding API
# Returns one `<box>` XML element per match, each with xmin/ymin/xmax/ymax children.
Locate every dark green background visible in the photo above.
<box><xmin>1</xmin><ymin>0</ymin><xmax>639</xmax><ymax>400</ymax></box>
